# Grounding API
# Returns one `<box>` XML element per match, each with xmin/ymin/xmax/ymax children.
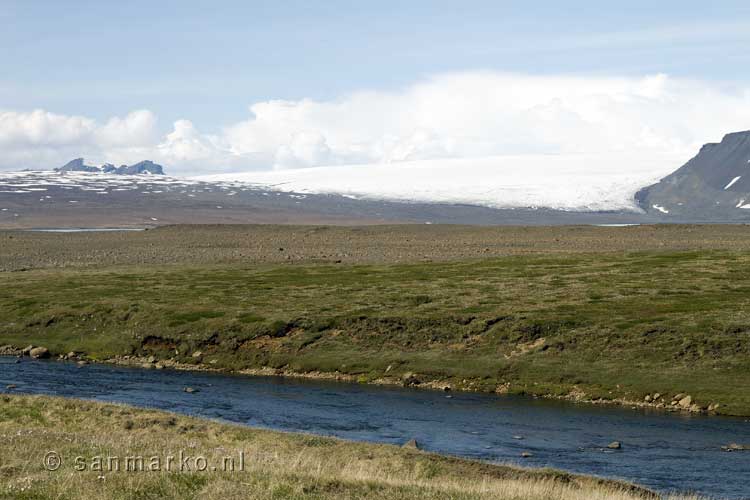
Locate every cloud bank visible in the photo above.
<box><xmin>2</xmin><ymin>72</ymin><xmax>750</xmax><ymax>180</ymax></box>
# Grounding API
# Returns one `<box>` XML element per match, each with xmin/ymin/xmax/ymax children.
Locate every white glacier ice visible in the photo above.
<box><xmin>197</xmin><ymin>152</ymin><xmax>686</xmax><ymax>212</ymax></box>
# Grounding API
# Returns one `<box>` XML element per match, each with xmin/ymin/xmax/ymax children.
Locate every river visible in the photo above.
<box><xmin>1</xmin><ymin>357</ymin><xmax>748</xmax><ymax>499</ymax></box>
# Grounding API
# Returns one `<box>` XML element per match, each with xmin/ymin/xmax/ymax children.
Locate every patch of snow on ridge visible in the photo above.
<box><xmin>652</xmin><ymin>204</ymin><xmax>669</xmax><ymax>214</ymax></box>
<box><xmin>196</xmin><ymin>152</ymin><xmax>686</xmax><ymax>212</ymax></box>
<box><xmin>725</xmin><ymin>176</ymin><xmax>742</xmax><ymax>190</ymax></box>
<box><xmin>0</xmin><ymin>170</ymin><xmax>225</xmax><ymax>195</ymax></box>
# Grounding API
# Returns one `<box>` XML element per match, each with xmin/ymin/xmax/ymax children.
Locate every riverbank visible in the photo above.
<box><xmin>98</xmin><ymin>356</ymin><xmax>731</xmax><ymax>415</ymax></box>
<box><xmin>0</xmin><ymin>394</ymin><xmax>702</xmax><ymax>499</ymax></box>
<box><xmin>0</xmin><ymin>350</ymin><xmax>723</xmax><ymax>418</ymax></box>
<box><xmin>2</xmin><ymin>225</ymin><xmax>750</xmax><ymax>416</ymax></box>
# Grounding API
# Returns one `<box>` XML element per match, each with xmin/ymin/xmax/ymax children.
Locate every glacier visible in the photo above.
<box><xmin>197</xmin><ymin>152</ymin><xmax>688</xmax><ymax>212</ymax></box>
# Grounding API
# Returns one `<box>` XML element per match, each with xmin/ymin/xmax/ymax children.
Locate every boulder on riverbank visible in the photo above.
<box><xmin>401</xmin><ymin>372</ymin><xmax>421</xmax><ymax>387</ymax></box>
<box><xmin>677</xmin><ymin>395</ymin><xmax>693</xmax><ymax>408</ymax></box>
<box><xmin>29</xmin><ymin>347</ymin><xmax>50</xmax><ymax>359</ymax></box>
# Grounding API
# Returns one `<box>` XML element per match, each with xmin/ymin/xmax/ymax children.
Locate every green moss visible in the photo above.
<box><xmin>237</xmin><ymin>312</ymin><xmax>265</xmax><ymax>324</ymax></box>
<box><xmin>167</xmin><ymin>310</ymin><xmax>226</xmax><ymax>326</ymax></box>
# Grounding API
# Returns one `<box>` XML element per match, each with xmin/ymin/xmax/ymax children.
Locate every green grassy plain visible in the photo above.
<box><xmin>2</xmin><ymin>244</ymin><xmax>749</xmax><ymax>415</ymax></box>
<box><xmin>0</xmin><ymin>395</ymin><xmax>698</xmax><ymax>500</ymax></box>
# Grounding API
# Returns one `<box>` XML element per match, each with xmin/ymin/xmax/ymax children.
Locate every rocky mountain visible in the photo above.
<box><xmin>56</xmin><ymin>158</ymin><xmax>101</xmax><ymax>173</ymax></box>
<box><xmin>56</xmin><ymin>158</ymin><xmax>165</xmax><ymax>175</ymax></box>
<box><xmin>117</xmin><ymin>160</ymin><xmax>165</xmax><ymax>175</ymax></box>
<box><xmin>636</xmin><ymin>131</ymin><xmax>750</xmax><ymax>221</ymax></box>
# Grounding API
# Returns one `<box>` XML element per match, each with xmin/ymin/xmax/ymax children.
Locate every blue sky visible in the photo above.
<box><xmin>1</xmin><ymin>1</ymin><xmax>750</xmax><ymax>174</ymax></box>
<box><xmin>3</xmin><ymin>0</ymin><xmax>750</xmax><ymax>131</ymax></box>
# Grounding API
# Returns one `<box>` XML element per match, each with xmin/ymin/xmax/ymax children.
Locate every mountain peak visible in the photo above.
<box><xmin>58</xmin><ymin>158</ymin><xmax>101</xmax><ymax>173</ymax></box>
<box><xmin>636</xmin><ymin>129</ymin><xmax>750</xmax><ymax>220</ymax></box>
<box><xmin>56</xmin><ymin>159</ymin><xmax>165</xmax><ymax>175</ymax></box>
<box><xmin>119</xmin><ymin>160</ymin><xmax>164</xmax><ymax>175</ymax></box>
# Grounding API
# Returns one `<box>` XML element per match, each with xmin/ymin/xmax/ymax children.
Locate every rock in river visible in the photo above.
<box><xmin>722</xmin><ymin>443</ymin><xmax>749</xmax><ymax>452</ymax></box>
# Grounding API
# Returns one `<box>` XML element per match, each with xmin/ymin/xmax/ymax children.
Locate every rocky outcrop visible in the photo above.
<box><xmin>56</xmin><ymin>159</ymin><xmax>165</xmax><ymax>175</ymax></box>
<box><xmin>57</xmin><ymin>158</ymin><xmax>101</xmax><ymax>173</ymax></box>
<box><xmin>115</xmin><ymin>160</ymin><xmax>164</xmax><ymax>175</ymax></box>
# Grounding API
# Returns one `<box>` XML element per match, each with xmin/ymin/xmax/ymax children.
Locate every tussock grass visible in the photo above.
<box><xmin>0</xmin><ymin>395</ymin><xmax>705</xmax><ymax>500</ymax></box>
<box><xmin>1</xmin><ymin>249</ymin><xmax>750</xmax><ymax>415</ymax></box>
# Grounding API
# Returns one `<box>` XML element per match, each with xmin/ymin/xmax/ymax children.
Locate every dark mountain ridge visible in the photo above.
<box><xmin>636</xmin><ymin>130</ymin><xmax>750</xmax><ymax>220</ymax></box>
<box><xmin>56</xmin><ymin>158</ymin><xmax>165</xmax><ymax>175</ymax></box>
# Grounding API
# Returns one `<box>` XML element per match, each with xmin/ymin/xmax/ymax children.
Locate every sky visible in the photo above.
<box><xmin>2</xmin><ymin>0</ymin><xmax>750</xmax><ymax>176</ymax></box>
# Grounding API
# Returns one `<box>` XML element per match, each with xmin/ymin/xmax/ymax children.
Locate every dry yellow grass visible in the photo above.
<box><xmin>0</xmin><ymin>395</ymin><xmax>709</xmax><ymax>500</ymax></box>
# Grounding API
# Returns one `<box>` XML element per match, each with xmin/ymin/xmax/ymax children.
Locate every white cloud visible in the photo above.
<box><xmin>95</xmin><ymin>110</ymin><xmax>157</xmax><ymax>147</ymax></box>
<box><xmin>220</xmin><ymin>72</ymin><xmax>750</xmax><ymax>170</ymax></box>
<box><xmin>154</xmin><ymin>120</ymin><xmax>258</xmax><ymax>174</ymax></box>
<box><xmin>273</xmin><ymin>130</ymin><xmax>332</xmax><ymax>169</ymax></box>
<box><xmin>0</xmin><ymin>109</ymin><xmax>95</xmax><ymax>147</ymax></box>
<box><xmin>0</xmin><ymin>110</ymin><xmax>245</xmax><ymax>173</ymax></box>
<box><xmin>1</xmin><ymin>71</ymin><xmax>750</xmax><ymax>186</ymax></box>
<box><xmin>158</xmin><ymin>120</ymin><xmax>217</xmax><ymax>161</ymax></box>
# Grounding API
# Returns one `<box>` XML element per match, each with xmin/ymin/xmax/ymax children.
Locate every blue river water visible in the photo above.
<box><xmin>1</xmin><ymin>357</ymin><xmax>748</xmax><ymax>498</ymax></box>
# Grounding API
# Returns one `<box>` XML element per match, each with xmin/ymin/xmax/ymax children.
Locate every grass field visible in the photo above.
<box><xmin>0</xmin><ymin>394</ymin><xmax>702</xmax><ymax>500</ymax></box>
<box><xmin>1</xmin><ymin>225</ymin><xmax>750</xmax><ymax>415</ymax></box>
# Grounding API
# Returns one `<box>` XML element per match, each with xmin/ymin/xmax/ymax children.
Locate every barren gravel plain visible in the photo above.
<box><xmin>3</xmin><ymin>223</ymin><xmax>750</xmax><ymax>271</ymax></box>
